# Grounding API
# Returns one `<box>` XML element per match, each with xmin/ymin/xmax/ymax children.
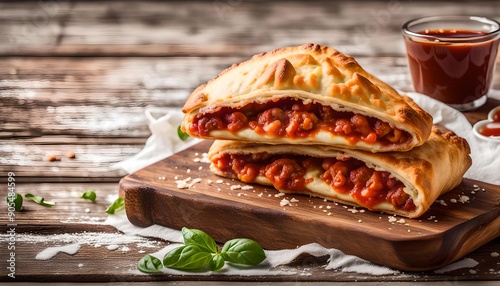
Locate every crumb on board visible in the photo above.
<box><xmin>175</xmin><ymin>177</ymin><xmax>202</xmax><ymax>189</ymax></box>
<box><xmin>193</xmin><ymin>152</ymin><xmax>210</xmax><ymax>163</ymax></box>
<box><xmin>458</xmin><ymin>195</ymin><xmax>470</xmax><ymax>204</ymax></box>
<box><xmin>387</xmin><ymin>216</ymin><xmax>407</xmax><ymax>224</ymax></box>
<box><xmin>348</xmin><ymin>208</ymin><xmax>360</xmax><ymax>214</ymax></box>
<box><xmin>280</xmin><ymin>198</ymin><xmax>290</xmax><ymax>207</ymax></box>
<box><xmin>436</xmin><ymin>199</ymin><xmax>447</xmax><ymax>206</ymax></box>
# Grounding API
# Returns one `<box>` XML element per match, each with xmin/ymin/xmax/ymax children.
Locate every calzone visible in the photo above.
<box><xmin>182</xmin><ymin>43</ymin><xmax>433</xmax><ymax>152</ymax></box>
<box><xmin>208</xmin><ymin>127</ymin><xmax>471</xmax><ymax>218</ymax></box>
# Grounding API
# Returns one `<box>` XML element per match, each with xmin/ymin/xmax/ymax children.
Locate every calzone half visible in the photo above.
<box><xmin>208</xmin><ymin>127</ymin><xmax>471</xmax><ymax>218</ymax></box>
<box><xmin>182</xmin><ymin>43</ymin><xmax>433</xmax><ymax>152</ymax></box>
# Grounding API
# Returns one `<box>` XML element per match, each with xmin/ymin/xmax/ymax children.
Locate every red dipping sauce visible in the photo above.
<box><xmin>402</xmin><ymin>16</ymin><xmax>500</xmax><ymax>111</ymax></box>
<box><xmin>480</xmin><ymin>108</ymin><xmax>500</xmax><ymax>137</ymax></box>
<box><xmin>480</xmin><ymin>124</ymin><xmax>500</xmax><ymax>137</ymax></box>
<box><xmin>404</xmin><ymin>29</ymin><xmax>499</xmax><ymax>106</ymax></box>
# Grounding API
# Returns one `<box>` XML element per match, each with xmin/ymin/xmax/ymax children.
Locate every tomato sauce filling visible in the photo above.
<box><xmin>189</xmin><ymin>98</ymin><xmax>410</xmax><ymax>146</ymax></box>
<box><xmin>213</xmin><ymin>153</ymin><xmax>416</xmax><ymax>212</ymax></box>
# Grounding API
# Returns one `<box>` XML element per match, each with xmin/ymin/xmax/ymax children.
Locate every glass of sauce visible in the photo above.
<box><xmin>402</xmin><ymin>16</ymin><xmax>500</xmax><ymax>111</ymax></box>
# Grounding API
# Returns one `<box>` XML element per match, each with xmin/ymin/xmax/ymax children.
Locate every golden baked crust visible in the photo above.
<box><xmin>182</xmin><ymin>43</ymin><xmax>433</xmax><ymax>152</ymax></box>
<box><xmin>208</xmin><ymin>127</ymin><xmax>471</xmax><ymax>218</ymax></box>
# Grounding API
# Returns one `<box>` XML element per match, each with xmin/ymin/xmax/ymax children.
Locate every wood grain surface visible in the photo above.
<box><xmin>0</xmin><ymin>0</ymin><xmax>499</xmax><ymax>283</ymax></box>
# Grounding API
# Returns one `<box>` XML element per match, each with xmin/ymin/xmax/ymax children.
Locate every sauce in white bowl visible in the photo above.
<box><xmin>473</xmin><ymin>106</ymin><xmax>500</xmax><ymax>142</ymax></box>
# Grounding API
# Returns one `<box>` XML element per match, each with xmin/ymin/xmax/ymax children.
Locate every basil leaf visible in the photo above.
<box><xmin>80</xmin><ymin>189</ymin><xmax>97</xmax><ymax>203</ymax></box>
<box><xmin>208</xmin><ymin>254</ymin><xmax>225</xmax><ymax>271</ymax></box>
<box><xmin>163</xmin><ymin>245</ymin><xmax>212</xmax><ymax>271</ymax></box>
<box><xmin>221</xmin><ymin>238</ymin><xmax>266</xmax><ymax>265</ymax></box>
<box><xmin>25</xmin><ymin>193</ymin><xmax>55</xmax><ymax>207</ymax></box>
<box><xmin>137</xmin><ymin>254</ymin><xmax>163</xmax><ymax>273</ymax></box>
<box><xmin>105</xmin><ymin>197</ymin><xmax>125</xmax><ymax>214</ymax></box>
<box><xmin>182</xmin><ymin>227</ymin><xmax>218</xmax><ymax>253</ymax></box>
<box><xmin>6</xmin><ymin>193</ymin><xmax>23</xmax><ymax>211</ymax></box>
<box><xmin>177</xmin><ymin>126</ymin><xmax>189</xmax><ymax>141</ymax></box>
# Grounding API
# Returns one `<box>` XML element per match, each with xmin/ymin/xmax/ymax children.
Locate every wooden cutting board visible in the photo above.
<box><xmin>119</xmin><ymin>140</ymin><xmax>500</xmax><ymax>272</ymax></box>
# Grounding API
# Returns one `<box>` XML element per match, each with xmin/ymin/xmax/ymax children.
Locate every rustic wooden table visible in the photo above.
<box><xmin>0</xmin><ymin>0</ymin><xmax>499</xmax><ymax>284</ymax></box>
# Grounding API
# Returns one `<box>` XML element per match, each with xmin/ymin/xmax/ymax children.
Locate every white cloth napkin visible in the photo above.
<box><xmin>112</xmin><ymin>108</ymin><xmax>202</xmax><ymax>174</ymax></box>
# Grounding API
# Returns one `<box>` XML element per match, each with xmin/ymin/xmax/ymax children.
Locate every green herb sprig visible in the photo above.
<box><xmin>105</xmin><ymin>197</ymin><xmax>125</xmax><ymax>214</ymax></box>
<box><xmin>177</xmin><ymin>126</ymin><xmax>190</xmax><ymax>141</ymax></box>
<box><xmin>25</xmin><ymin>193</ymin><xmax>55</xmax><ymax>207</ymax></box>
<box><xmin>138</xmin><ymin>227</ymin><xmax>266</xmax><ymax>273</ymax></box>
<box><xmin>137</xmin><ymin>254</ymin><xmax>163</xmax><ymax>273</ymax></box>
<box><xmin>6</xmin><ymin>193</ymin><xmax>23</xmax><ymax>211</ymax></box>
<box><xmin>80</xmin><ymin>189</ymin><xmax>97</xmax><ymax>203</ymax></box>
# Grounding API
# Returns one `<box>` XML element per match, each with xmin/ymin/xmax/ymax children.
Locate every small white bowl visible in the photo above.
<box><xmin>487</xmin><ymin>105</ymin><xmax>500</xmax><ymax>122</ymax></box>
<box><xmin>472</xmin><ymin>119</ymin><xmax>500</xmax><ymax>142</ymax></box>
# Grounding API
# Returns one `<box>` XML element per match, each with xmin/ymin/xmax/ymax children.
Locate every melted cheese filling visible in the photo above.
<box><xmin>188</xmin><ymin>98</ymin><xmax>410</xmax><ymax>148</ymax></box>
<box><xmin>211</xmin><ymin>153</ymin><xmax>417</xmax><ymax>212</ymax></box>
<box><xmin>212</xmin><ymin>129</ymin><xmax>384</xmax><ymax>151</ymax></box>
